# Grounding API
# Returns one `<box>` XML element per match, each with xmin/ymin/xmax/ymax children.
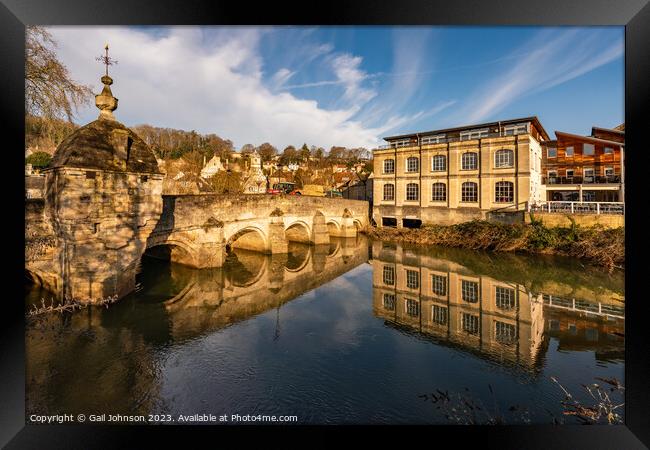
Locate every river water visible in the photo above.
<box><xmin>25</xmin><ymin>236</ymin><xmax>624</xmax><ymax>424</ymax></box>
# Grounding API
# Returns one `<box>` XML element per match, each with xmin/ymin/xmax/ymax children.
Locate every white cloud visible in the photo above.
<box><xmin>47</xmin><ymin>26</ymin><xmax>386</xmax><ymax>149</ymax></box>
<box><xmin>330</xmin><ymin>53</ymin><xmax>377</xmax><ymax>107</ymax></box>
<box><xmin>460</xmin><ymin>29</ymin><xmax>623</xmax><ymax>123</ymax></box>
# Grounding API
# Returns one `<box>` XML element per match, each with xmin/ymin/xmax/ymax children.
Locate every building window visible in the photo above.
<box><xmin>604</xmin><ymin>147</ymin><xmax>614</xmax><ymax>154</ymax></box>
<box><xmin>431</xmin><ymin>155</ymin><xmax>446</xmax><ymax>171</ymax></box>
<box><xmin>504</xmin><ymin>123</ymin><xmax>528</xmax><ymax>135</ymax></box>
<box><xmin>406</xmin><ymin>183</ymin><xmax>419</xmax><ymax>201</ymax></box>
<box><xmin>495</xmin><ymin>286</ymin><xmax>515</xmax><ymax>310</ymax></box>
<box><xmin>565</xmin><ymin>146</ymin><xmax>574</xmax><ymax>157</ymax></box>
<box><xmin>383</xmin><ymin>266</ymin><xmax>395</xmax><ymax>286</ymax></box>
<box><xmin>494</xmin><ymin>149</ymin><xmax>514</xmax><ymax>168</ymax></box>
<box><xmin>432</xmin><ymin>274</ymin><xmax>447</xmax><ymax>296</ymax></box>
<box><xmin>582</xmin><ymin>191</ymin><xmax>596</xmax><ymax>201</ymax></box>
<box><xmin>383</xmin><ymin>184</ymin><xmax>395</xmax><ymax>201</ymax></box>
<box><xmin>604</xmin><ymin>167</ymin><xmax>614</xmax><ymax>177</ymax></box>
<box><xmin>494</xmin><ymin>181</ymin><xmax>514</xmax><ymax>203</ymax></box>
<box><xmin>461</xmin><ymin>152</ymin><xmax>478</xmax><ymax>170</ymax></box>
<box><xmin>406</xmin><ymin>270</ymin><xmax>420</xmax><ymax>289</ymax></box>
<box><xmin>583</xmin><ymin>144</ymin><xmax>595</xmax><ymax>156</ymax></box>
<box><xmin>547</xmin><ymin>147</ymin><xmax>557</xmax><ymax>158</ymax></box>
<box><xmin>461</xmin><ymin>129</ymin><xmax>489</xmax><ymax>141</ymax></box>
<box><xmin>584</xmin><ymin>167</ymin><xmax>595</xmax><ymax>183</ymax></box>
<box><xmin>462</xmin><ymin>313</ymin><xmax>480</xmax><ymax>334</ymax></box>
<box><xmin>432</xmin><ymin>305</ymin><xmax>448</xmax><ymax>325</ymax></box>
<box><xmin>495</xmin><ymin>321</ymin><xmax>516</xmax><ymax>344</ymax></box>
<box><xmin>461</xmin><ymin>182</ymin><xmax>478</xmax><ymax>202</ymax></box>
<box><xmin>566</xmin><ymin>169</ymin><xmax>574</xmax><ymax>178</ymax></box>
<box><xmin>383</xmin><ymin>159</ymin><xmax>395</xmax><ymax>174</ymax></box>
<box><xmin>406</xmin><ymin>157</ymin><xmax>419</xmax><ymax>173</ymax></box>
<box><xmin>421</xmin><ymin>134</ymin><xmax>445</xmax><ymax>145</ymax></box>
<box><xmin>461</xmin><ymin>280</ymin><xmax>479</xmax><ymax>303</ymax></box>
<box><xmin>383</xmin><ymin>293</ymin><xmax>396</xmax><ymax>311</ymax></box>
<box><xmin>406</xmin><ymin>299</ymin><xmax>420</xmax><ymax>317</ymax></box>
<box><xmin>431</xmin><ymin>183</ymin><xmax>446</xmax><ymax>202</ymax></box>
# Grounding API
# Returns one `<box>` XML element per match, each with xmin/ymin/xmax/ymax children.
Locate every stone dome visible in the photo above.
<box><xmin>49</xmin><ymin>119</ymin><xmax>162</xmax><ymax>174</ymax></box>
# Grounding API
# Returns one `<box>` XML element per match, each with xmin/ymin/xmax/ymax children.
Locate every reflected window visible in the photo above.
<box><xmin>383</xmin><ymin>293</ymin><xmax>396</xmax><ymax>311</ymax></box>
<box><xmin>495</xmin><ymin>321</ymin><xmax>516</xmax><ymax>344</ymax></box>
<box><xmin>406</xmin><ymin>270</ymin><xmax>420</xmax><ymax>289</ymax></box>
<box><xmin>383</xmin><ymin>266</ymin><xmax>395</xmax><ymax>286</ymax></box>
<box><xmin>406</xmin><ymin>299</ymin><xmax>420</xmax><ymax>317</ymax></box>
<box><xmin>495</xmin><ymin>286</ymin><xmax>515</xmax><ymax>310</ymax></box>
<box><xmin>462</xmin><ymin>313</ymin><xmax>480</xmax><ymax>335</ymax></box>
<box><xmin>461</xmin><ymin>280</ymin><xmax>479</xmax><ymax>303</ymax></box>
<box><xmin>432</xmin><ymin>304</ymin><xmax>448</xmax><ymax>325</ymax></box>
<box><xmin>432</xmin><ymin>274</ymin><xmax>447</xmax><ymax>296</ymax></box>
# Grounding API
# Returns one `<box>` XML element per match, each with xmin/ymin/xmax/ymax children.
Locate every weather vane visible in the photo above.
<box><xmin>95</xmin><ymin>43</ymin><xmax>118</xmax><ymax>76</ymax></box>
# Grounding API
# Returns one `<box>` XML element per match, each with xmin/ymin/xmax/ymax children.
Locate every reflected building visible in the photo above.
<box><xmin>370</xmin><ymin>241</ymin><xmax>624</xmax><ymax>371</ymax></box>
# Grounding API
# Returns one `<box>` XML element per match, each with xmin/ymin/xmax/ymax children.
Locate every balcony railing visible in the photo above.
<box><xmin>543</xmin><ymin>175</ymin><xmax>621</xmax><ymax>185</ymax></box>
<box><xmin>377</xmin><ymin>130</ymin><xmax>529</xmax><ymax>149</ymax></box>
<box><xmin>529</xmin><ymin>201</ymin><xmax>624</xmax><ymax>215</ymax></box>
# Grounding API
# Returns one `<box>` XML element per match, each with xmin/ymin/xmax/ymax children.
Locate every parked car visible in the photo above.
<box><xmin>289</xmin><ymin>184</ymin><xmax>325</xmax><ymax>197</ymax></box>
<box><xmin>267</xmin><ymin>182</ymin><xmax>296</xmax><ymax>194</ymax></box>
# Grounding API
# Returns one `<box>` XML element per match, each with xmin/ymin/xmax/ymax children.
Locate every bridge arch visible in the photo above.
<box><xmin>226</xmin><ymin>226</ymin><xmax>270</xmax><ymax>254</ymax></box>
<box><xmin>327</xmin><ymin>219</ymin><xmax>341</xmax><ymax>236</ymax></box>
<box><xmin>145</xmin><ymin>235</ymin><xmax>199</xmax><ymax>267</ymax></box>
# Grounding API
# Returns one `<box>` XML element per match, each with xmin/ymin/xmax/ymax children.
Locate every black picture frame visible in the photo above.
<box><xmin>2</xmin><ymin>0</ymin><xmax>649</xmax><ymax>447</ymax></box>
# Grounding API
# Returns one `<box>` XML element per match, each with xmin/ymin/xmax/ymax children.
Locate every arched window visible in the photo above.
<box><xmin>495</xmin><ymin>149</ymin><xmax>514</xmax><ymax>168</ymax></box>
<box><xmin>406</xmin><ymin>157</ymin><xmax>419</xmax><ymax>173</ymax></box>
<box><xmin>495</xmin><ymin>181</ymin><xmax>514</xmax><ymax>203</ymax></box>
<box><xmin>461</xmin><ymin>182</ymin><xmax>478</xmax><ymax>202</ymax></box>
<box><xmin>406</xmin><ymin>183</ymin><xmax>419</xmax><ymax>201</ymax></box>
<box><xmin>383</xmin><ymin>159</ymin><xmax>395</xmax><ymax>174</ymax></box>
<box><xmin>383</xmin><ymin>183</ymin><xmax>395</xmax><ymax>201</ymax></box>
<box><xmin>431</xmin><ymin>182</ymin><xmax>446</xmax><ymax>202</ymax></box>
<box><xmin>431</xmin><ymin>155</ymin><xmax>446</xmax><ymax>172</ymax></box>
<box><xmin>461</xmin><ymin>152</ymin><xmax>478</xmax><ymax>170</ymax></box>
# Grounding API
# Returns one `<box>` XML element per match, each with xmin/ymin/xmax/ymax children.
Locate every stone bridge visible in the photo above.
<box><xmin>145</xmin><ymin>194</ymin><xmax>369</xmax><ymax>268</ymax></box>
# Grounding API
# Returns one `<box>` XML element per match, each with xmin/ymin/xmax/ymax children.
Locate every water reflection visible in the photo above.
<box><xmin>25</xmin><ymin>236</ymin><xmax>624</xmax><ymax>423</ymax></box>
<box><xmin>370</xmin><ymin>240</ymin><xmax>624</xmax><ymax>372</ymax></box>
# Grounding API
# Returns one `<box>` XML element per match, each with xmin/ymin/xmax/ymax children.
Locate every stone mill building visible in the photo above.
<box><xmin>39</xmin><ymin>63</ymin><xmax>164</xmax><ymax>302</ymax></box>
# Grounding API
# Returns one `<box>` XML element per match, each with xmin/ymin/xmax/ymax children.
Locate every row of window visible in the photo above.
<box><xmin>382</xmin><ymin>181</ymin><xmax>514</xmax><ymax>203</ymax></box>
<box><xmin>546</xmin><ymin>144</ymin><xmax>615</xmax><ymax>158</ymax></box>
<box><xmin>382</xmin><ymin>150</ymin><xmax>515</xmax><ymax>174</ymax></box>
<box><xmin>381</xmin><ymin>268</ymin><xmax>517</xmax><ymax>309</ymax></box>
<box><xmin>381</xmin><ymin>294</ymin><xmax>517</xmax><ymax>341</ymax></box>
<box><xmin>547</xmin><ymin>167</ymin><xmax>616</xmax><ymax>178</ymax></box>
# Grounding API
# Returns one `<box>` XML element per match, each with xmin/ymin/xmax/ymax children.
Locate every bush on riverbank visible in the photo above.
<box><xmin>362</xmin><ymin>219</ymin><xmax>624</xmax><ymax>271</ymax></box>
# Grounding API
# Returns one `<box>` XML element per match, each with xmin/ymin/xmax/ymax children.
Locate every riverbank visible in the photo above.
<box><xmin>362</xmin><ymin>220</ymin><xmax>624</xmax><ymax>271</ymax></box>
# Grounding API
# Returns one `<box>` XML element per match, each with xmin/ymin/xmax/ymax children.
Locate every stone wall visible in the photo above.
<box><xmin>524</xmin><ymin>212</ymin><xmax>624</xmax><ymax>228</ymax></box>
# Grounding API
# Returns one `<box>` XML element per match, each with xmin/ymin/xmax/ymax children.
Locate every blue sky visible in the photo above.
<box><xmin>48</xmin><ymin>26</ymin><xmax>624</xmax><ymax>149</ymax></box>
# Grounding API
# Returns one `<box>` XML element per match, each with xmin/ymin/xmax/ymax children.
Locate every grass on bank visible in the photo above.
<box><xmin>362</xmin><ymin>217</ymin><xmax>624</xmax><ymax>272</ymax></box>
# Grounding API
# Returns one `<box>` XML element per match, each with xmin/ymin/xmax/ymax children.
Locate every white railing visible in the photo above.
<box><xmin>529</xmin><ymin>201</ymin><xmax>624</xmax><ymax>215</ymax></box>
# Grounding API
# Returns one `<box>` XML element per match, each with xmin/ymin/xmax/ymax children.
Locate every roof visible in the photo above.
<box><xmin>554</xmin><ymin>131</ymin><xmax>625</xmax><ymax>147</ymax></box>
<box><xmin>382</xmin><ymin>116</ymin><xmax>550</xmax><ymax>142</ymax></box>
<box><xmin>49</xmin><ymin>119</ymin><xmax>162</xmax><ymax>174</ymax></box>
<box><xmin>614</xmin><ymin>123</ymin><xmax>625</xmax><ymax>131</ymax></box>
<box><xmin>591</xmin><ymin>126</ymin><xmax>625</xmax><ymax>136</ymax></box>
